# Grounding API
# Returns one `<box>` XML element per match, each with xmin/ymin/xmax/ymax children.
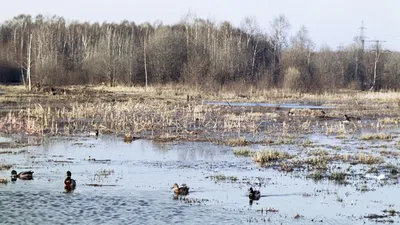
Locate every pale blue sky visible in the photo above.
<box><xmin>2</xmin><ymin>0</ymin><xmax>399</xmax><ymax>50</ymax></box>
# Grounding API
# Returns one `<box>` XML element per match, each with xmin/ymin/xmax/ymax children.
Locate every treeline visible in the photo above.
<box><xmin>0</xmin><ymin>14</ymin><xmax>399</xmax><ymax>91</ymax></box>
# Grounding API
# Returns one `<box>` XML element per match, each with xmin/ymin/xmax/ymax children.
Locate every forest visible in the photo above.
<box><xmin>0</xmin><ymin>14</ymin><xmax>399</xmax><ymax>92</ymax></box>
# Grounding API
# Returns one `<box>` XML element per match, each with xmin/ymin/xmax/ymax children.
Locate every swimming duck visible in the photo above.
<box><xmin>11</xmin><ymin>170</ymin><xmax>34</xmax><ymax>180</ymax></box>
<box><xmin>343</xmin><ymin>114</ymin><xmax>361</xmax><ymax>124</ymax></box>
<box><xmin>89</xmin><ymin>129</ymin><xmax>99</xmax><ymax>137</ymax></box>
<box><xmin>0</xmin><ymin>177</ymin><xmax>7</xmax><ymax>184</ymax></box>
<box><xmin>64</xmin><ymin>171</ymin><xmax>76</xmax><ymax>191</ymax></box>
<box><xmin>248</xmin><ymin>187</ymin><xmax>261</xmax><ymax>200</ymax></box>
<box><xmin>344</xmin><ymin>114</ymin><xmax>355</xmax><ymax>122</ymax></box>
<box><xmin>171</xmin><ymin>183</ymin><xmax>189</xmax><ymax>195</ymax></box>
<box><xmin>124</xmin><ymin>132</ymin><xmax>138</xmax><ymax>143</ymax></box>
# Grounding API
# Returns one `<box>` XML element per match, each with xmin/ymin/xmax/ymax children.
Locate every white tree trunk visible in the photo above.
<box><xmin>144</xmin><ymin>27</ymin><xmax>148</xmax><ymax>90</ymax></box>
<box><xmin>27</xmin><ymin>33</ymin><xmax>33</xmax><ymax>91</ymax></box>
<box><xmin>370</xmin><ymin>51</ymin><xmax>380</xmax><ymax>91</ymax></box>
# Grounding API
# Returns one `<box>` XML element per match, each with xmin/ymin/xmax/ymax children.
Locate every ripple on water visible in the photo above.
<box><xmin>0</xmin><ymin>189</ymin><xmax>245</xmax><ymax>225</ymax></box>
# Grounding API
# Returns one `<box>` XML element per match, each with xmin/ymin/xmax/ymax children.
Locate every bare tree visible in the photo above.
<box><xmin>270</xmin><ymin>14</ymin><xmax>290</xmax><ymax>86</ymax></box>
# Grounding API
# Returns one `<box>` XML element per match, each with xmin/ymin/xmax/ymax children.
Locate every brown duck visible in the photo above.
<box><xmin>171</xmin><ymin>183</ymin><xmax>189</xmax><ymax>195</ymax></box>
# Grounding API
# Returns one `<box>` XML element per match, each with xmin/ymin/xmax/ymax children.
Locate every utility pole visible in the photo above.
<box><xmin>355</xmin><ymin>21</ymin><xmax>366</xmax><ymax>90</ymax></box>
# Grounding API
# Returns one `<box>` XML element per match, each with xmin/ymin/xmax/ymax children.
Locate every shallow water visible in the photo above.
<box><xmin>0</xmin><ymin>135</ymin><xmax>399</xmax><ymax>225</ymax></box>
<box><xmin>204</xmin><ymin>101</ymin><xmax>335</xmax><ymax>109</ymax></box>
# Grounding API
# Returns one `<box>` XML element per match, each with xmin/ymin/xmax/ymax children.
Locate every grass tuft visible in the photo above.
<box><xmin>233</xmin><ymin>148</ymin><xmax>253</xmax><ymax>157</ymax></box>
<box><xmin>252</xmin><ymin>149</ymin><xmax>291</xmax><ymax>164</ymax></box>
<box><xmin>360</xmin><ymin>133</ymin><xmax>393</xmax><ymax>141</ymax></box>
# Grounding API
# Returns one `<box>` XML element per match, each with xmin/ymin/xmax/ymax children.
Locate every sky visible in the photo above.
<box><xmin>1</xmin><ymin>0</ymin><xmax>400</xmax><ymax>51</ymax></box>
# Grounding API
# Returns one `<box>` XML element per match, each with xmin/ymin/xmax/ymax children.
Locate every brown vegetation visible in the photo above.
<box><xmin>0</xmin><ymin>14</ymin><xmax>398</xmax><ymax>92</ymax></box>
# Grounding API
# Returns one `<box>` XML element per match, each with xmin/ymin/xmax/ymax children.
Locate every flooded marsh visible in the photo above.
<box><xmin>1</xmin><ymin>86</ymin><xmax>400</xmax><ymax>224</ymax></box>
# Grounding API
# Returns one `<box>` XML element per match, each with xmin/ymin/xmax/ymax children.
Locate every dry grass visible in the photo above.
<box><xmin>252</xmin><ymin>149</ymin><xmax>291</xmax><ymax>164</ymax></box>
<box><xmin>357</xmin><ymin>153</ymin><xmax>383</xmax><ymax>164</ymax></box>
<box><xmin>360</xmin><ymin>133</ymin><xmax>393</xmax><ymax>141</ymax></box>
<box><xmin>233</xmin><ymin>148</ymin><xmax>253</xmax><ymax>157</ymax></box>
<box><xmin>379</xmin><ymin>117</ymin><xmax>399</xmax><ymax>124</ymax></box>
<box><xmin>307</xmin><ymin>149</ymin><xmax>329</xmax><ymax>156</ymax></box>
<box><xmin>1</xmin><ymin>85</ymin><xmax>400</xmax><ymax>142</ymax></box>
<box><xmin>226</xmin><ymin>137</ymin><xmax>249</xmax><ymax>147</ymax></box>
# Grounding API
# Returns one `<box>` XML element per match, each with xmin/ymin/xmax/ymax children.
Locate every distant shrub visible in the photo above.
<box><xmin>284</xmin><ymin>67</ymin><xmax>301</xmax><ymax>90</ymax></box>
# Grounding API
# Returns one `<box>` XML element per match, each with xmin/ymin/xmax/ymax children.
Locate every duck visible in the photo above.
<box><xmin>344</xmin><ymin>114</ymin><xmax>355</xmax><ymax>122</ymax></box>
<box><xmin>64</xmin><ymin>171</ymin><xmax>76</xmax><ymax>191</ymax></box>
<box><xmin>124</xmin><ymin>132</ymin><xmax>139</xmax><ymax>143</ymax></box>
<box><xmin>343</xmin><ymin>114</ymin><xmax>361</xmax><ymax>124</ymax></box>
<box><xmin>89</xmin><ymin>129</ymin><xmax>99</xmax><ymax>137</ymax></box>
<box><xmin>171</xmin><ymin>183</ymin><xmax>189</xmax><ymax>195</ymax></box>
<box><xmin>11</xmin><ymin>170</ymin><xmax>34</xmax><ymax>180</ymax></box>
<box><xmin>248</xmin><ymin>187</ymin><xmax>261</xmax><ymax>200</ymax></box>
<box><xmin>0</xmin><ymin>177</ymin><xmax>7</xmax><ymax>184</ymax></box>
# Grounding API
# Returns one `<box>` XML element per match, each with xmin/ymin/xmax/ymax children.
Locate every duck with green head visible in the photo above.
<box><xmin>11</xmin><ymin>170</ymin><xmax>34</xmax><ymax>181</ymax></box>
<box><xmin>64</xmin><ymin>171</ymin><xmax>76</xmax><ymax>191</ymax></box>
<box><xmin>171</xmin><ymin>183</ymin><xmax>189</xmax><ymax>195</ymax></box>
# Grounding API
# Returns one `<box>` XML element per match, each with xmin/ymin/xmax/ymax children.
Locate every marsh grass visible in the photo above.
<box><xmin>378</xmin><ymin>117</ymin><xmax>399</xmax><ymax>124</ymax></box>
<box><xmin>226</xmin><ymin>137</ymin><xmax>249</xmax><ymax>146</ymax></box>
<box><xmin>253</xmin><ymin>149</ymin><xmax>291</xmax><ymax>164</ymax></box>
<box><xmin>273</xmin><ymin>138</ymin><xmax>295</xmax><ymax>145</ymax></box>
<box><xmin>360</xmin><ymin>133</ymin><xmax>393</xmax><ymax>141</ymax></box>
<box><xmin>1</xmin><ymin>85</ymin><xmax>400</xmax><ymax>152</ymax></box>
<box><xmin>208</xmin><ymin>174</ymin><xmax>238</xmax><ymax>182</ymax></box>
<box><xmin>233</xmin><ymin>148</ymin><xmax>253</xmax><ymax>157</ymax></box>
<box><xmin>307</xmin><ymin>149</ymin><xmax>329</xmax><ymax>156</ymax></box>
<box><xmin>0</xmin><ymin>163</ymin><xmax>12</xmax><ymax>170</ymax></box>
<box><xmin>357</xmin><ymin>153</ymin><xmax>383</xmax><ymax>164</ymax></box>
<box><xmin>94</xmin><ymin>169</ymin><xmax>115</xmax><ymax>177</ymax></box>
<box><xmin>306</xmin><ymin>171</ymin><xmax>325</xmax><ymax>181</ymax></box>
<box><xmin>302</xmin><ymin>139</ymin><xmax>313</xmax><ymax>147</ymax></box>
<box><xmin>328</xmin><ymin>172</ymin><xmax>346</xmax><ymax>182</ymax></box>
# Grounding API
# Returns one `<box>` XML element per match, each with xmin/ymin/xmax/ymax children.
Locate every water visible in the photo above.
<box><xmin>0</xmin><ymin>136</ymin><xmax>399</xmax><ymax>225</ymax></box>
<box><xmin>204</xmin><ymin>101</ymin><xmax>335</xmax><ymax>109</ymax></box>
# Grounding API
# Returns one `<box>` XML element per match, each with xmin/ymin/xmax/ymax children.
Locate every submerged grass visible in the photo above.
<box><xmin>306</xmin><ymin>171</ymin><xmax>325</xmax><ymax>181</ymax></box>
<box><xmin>208</xmin><ymin>174</ymin><xmax>238</xmax><ymax>182</ymax></box>
<box><xmin>328</xmin><ymin>172</ymin><xmax>346</xmax><ymax>183</ymax></box>
<box><xmin>0</xmin><ymin>163</ymin><xmax>12</xmax><ymax>170</ymax></box>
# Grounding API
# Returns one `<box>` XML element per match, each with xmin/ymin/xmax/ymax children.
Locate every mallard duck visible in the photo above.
<box><xmin>89</xmin><ymin>129</ymin><xmax>99</xmax><ymax>137</ymax></box>
<box><xmin>344</xmin><ymin>114</ymin><xmax>355</xmax><ymax>122</ymax></box>
<box><xmin>0</xmin><ymin>177</ymin><xmax>7</xmax><ymax>184</ymax></box>
<box><xmin>171</xmin><ymin>183</ymin><xmax>189</xmax><ymax>195</ymax></box>
<box><xmin>11</xmin><ymin>170</ymin><xmax>34</xmax><ymax>180</ymax></box>
<box><xmin>64</xmin><ymin>171</ymin><xmax>76</xmax><ymax>191</ymax></box>
<box><xmin>124</xmin><ymin>132</ymin><xmax>139</xmax><ymax>143</ymax></box>
<box><xmin>249</xmin><ymin>187</ymin><xmax>261</xmax><ymax>200</ymax></box>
